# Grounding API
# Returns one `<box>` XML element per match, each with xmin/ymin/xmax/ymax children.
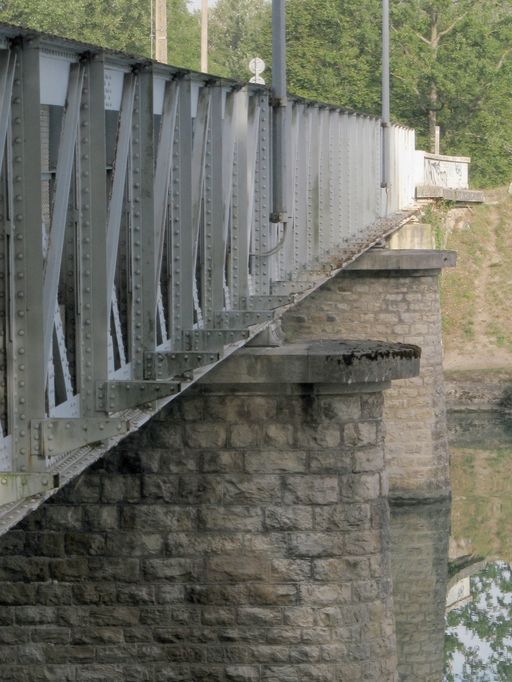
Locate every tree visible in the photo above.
<box><xmin>286</xmin><ymin>0</ymin><xmax>382</xmax><ymax>114</ymax></box>
<box><xmin>208</xmin><ymin>0</ymin><xmax>270</xmax><ymax>80</ymax></box>
<box><xmin>0</xmin><ymin>0</ymin><xmax>200</xmax><ymax>70</ymax></box>
<box><xmin>167</xmin><ymin>0</ymin><xmax>201</xmax><ymax>70</ymax></box>
<box><xmin>390</xmin><ymin>0</ymin><xmax>512</xmax><ymax>184</ymax></box>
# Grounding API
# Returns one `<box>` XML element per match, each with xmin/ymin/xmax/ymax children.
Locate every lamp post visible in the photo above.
<box><xmin>381</xmin><ymin>0</ymin><xmax>390</xmax><ymax>191</ymax></box>
<box><xmin>271</xmin><ymin>0</ymin><xmax>288</xmax><ymax>225</ymax></box>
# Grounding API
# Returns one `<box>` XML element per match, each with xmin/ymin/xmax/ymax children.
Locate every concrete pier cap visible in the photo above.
<box><xmin>203</xmin><ymin>339</ymin><xmax>421</xmax><ymax>390</ymax></box>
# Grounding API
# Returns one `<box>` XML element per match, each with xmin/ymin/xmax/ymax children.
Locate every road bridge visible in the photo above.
<box><xmin>0</xmin><ymin>23</ymin><xmax>469</xmax><ymax>682</ymax></box>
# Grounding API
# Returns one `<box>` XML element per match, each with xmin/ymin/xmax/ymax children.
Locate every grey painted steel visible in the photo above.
<box><xmin>79</xmin><ymin>57</ymin><xmax>109</xmax><ymax>417</ymax></box>
<box><xmin>31</xmin><ymin>418</ymin><xmax>128</xmax><ymax>458</ymax></box>
<box><xmin>97</xmin><ymin>380</ymin><xmax>180</xmax><ymax>413</ymax></box>
<box><xmin>0</xmin><ymin>472</ymin><xmax>59</xmax><ymax>505</ymax></box>
<box><xmin>144</xmin><ymin>351</ymin><xmax>220</xmax><ymax>380</ymax></box>
<box><xmin>43</xmin><ymin>62</ymin><xmax>84</xmax><ymax>379</ymax></box>
<box><xmin>381</xmin><ymin>0</ymin><xmax>390</xmax><ymax>191</ymax></box>
<box><xmin>271</xmin><ymin>0</ymin><xmax>288</xmax><ymax>224</ymax></box>
<box><xmin>0</xmin><ymin>25</ymin><xmax>418</xmax><ymax>505</ymax></box>
<box><xmin>0</xmin><ymin>49</ymin><xmax>15</xmax><ymax>172</ymax></box>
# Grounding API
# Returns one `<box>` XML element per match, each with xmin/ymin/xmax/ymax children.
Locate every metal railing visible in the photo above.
<box><xmin>0</xmin><ymin>25</ymin><xmax>417</xmax><ymax>504</ymax></box>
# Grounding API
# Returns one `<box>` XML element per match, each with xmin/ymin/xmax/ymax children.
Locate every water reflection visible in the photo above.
<box><xmin>390</xmin><ymin>499</ymin><xmax>450</xmax><ymax>682</ymax></box>
<box><xmin>445</xmin><ymin>411</ymin><xmax>512</xmax><ymax>680</ymax></box>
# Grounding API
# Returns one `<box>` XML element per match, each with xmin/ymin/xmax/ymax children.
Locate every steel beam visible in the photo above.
<box><xmin>79</xmin><ymin>55</ymin><xmax>109</xmax><ymax>415</ymax></box>
<box><xmin>144</xmin><ymin>350</ymin><xmax>220</xmax><ymax>380</ymax></box>
<box><xmin>97</xmin><ymin>380</ymin><xmax>180</xmax><ymax>413</ymax></box>
<box><xmin>11</xmin><ymin>40</ymin><xmax>46</xmax><ymax>472</ymax></box>
<box><xmin>0</xmin><ymin>472</ymin><xmax>59</xmax><ymax>505</ymax></box>
<box><xmin>30</xmin><ymin>418</ymin><xmax>129</xmax><ymax>458</ymax></box>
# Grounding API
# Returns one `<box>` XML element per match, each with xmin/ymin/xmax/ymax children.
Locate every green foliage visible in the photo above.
<box><xmin>167</xmin><ymin>0</ymin><xmax>200</xmax><ymax>70</ymax></box>
<box><xmin>391</xmin><ymin>1</ymin><xmax>512</xmax><ymax>187</ymax></box>
<box><xmin>208</xmin><ymin>0</ymin><xmax>270</xmax><ymax>79</ymax></box>
<box><xmin>0</xmin><ymin>0</ymin><xmax>152</xmax><ymax>55</ymax></box>
<box><xmin>0</xmin><ymin>0</ymin><xmax>200</xmax><ymax>70</ymax></box>
<box><xmin>1</xmin><ymin>0</ymin><xmax>512</xmax><ymax>185</ymax></box>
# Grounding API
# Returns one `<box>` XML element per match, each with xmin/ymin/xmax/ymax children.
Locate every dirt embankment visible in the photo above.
<box><xmin>440</xmin><ymin>189</ymin><xmax>512</xmax><ymax>409</ymax></box>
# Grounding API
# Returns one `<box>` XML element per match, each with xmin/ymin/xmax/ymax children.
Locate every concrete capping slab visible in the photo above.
<box><xmin>345</xmin><ymin>248</ymin><xmax>456</xmax><ymax>273</ymax></box>
<box><xmin>202</xmin><ymin>340</ymin><xmax>420</xmax><ymax>386</ymax></box>
<box><xmin>423</xmin><ymin>152</ymin><xmax>471</xmax><ymax>164</ymax></box>
<box><xmin>416</xmin><ymin>185</ymin><xmax>484</xmax><ymax>203</ymax></box>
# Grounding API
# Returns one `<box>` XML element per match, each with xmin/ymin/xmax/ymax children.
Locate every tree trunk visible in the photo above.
<box><xmin>427</xmin><ymin>11</ymin><xmax>440</xmax><ymax>153</ymax></box>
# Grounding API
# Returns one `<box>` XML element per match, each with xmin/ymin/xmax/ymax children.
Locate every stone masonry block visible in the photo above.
<box><xmin>0</xmin><ymin>340</ymin><xmax>408</xmax><ymax>681</ymax></box>
<box><xmin>282</xmin><ymin>476</ymin><xmax>339</xmax><ymax>505</ymax></box>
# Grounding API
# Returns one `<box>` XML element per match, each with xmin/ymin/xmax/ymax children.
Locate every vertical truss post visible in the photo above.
<box><xmin>204</xmin><ymin>85</ymin><xmax>224</xmax><ymax>325</ymax></box>
<box><xmin>79</xmin><ymin>55</ymin><xmax>109</xmax><ymax>416</ymax></box>
<box><xmin>252</xmin><ymin>95</ymin><xmax>271</xmax><ymax>296</ymax></box>
<box><xmin>245</xmin><ymin>93</ymin><xmax>259</xmax><ymax>294</ymax></box>
<box><xmin>10</xmin><ymin>39</ymin><xmax>45</xmax><ymax>471</ymax></box>
<box><xmin>131</xmin><ymin>66</ymin><xmax>156</xmax><ymax>379</ymax></box>
<box><xmin>172</xmin><ymin>78</ymin><xmax>194</xmax><ymax>338</ymax></box>
<box><xmin>232</xmin><ymin>88</ymin><xmax>249</xmax><ymax>303</ymax></box>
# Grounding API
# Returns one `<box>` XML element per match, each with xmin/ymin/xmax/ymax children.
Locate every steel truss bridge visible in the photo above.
<box><xmin>0</xmin><ymin>24</ymin><xmax>419</xmax><ymax>529</ymax></box>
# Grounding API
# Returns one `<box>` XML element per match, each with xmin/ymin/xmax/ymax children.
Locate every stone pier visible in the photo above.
<box><xmin>0</xmin><ymin>340</ymin><xmax>419</xmax><ymax>681</ymax></box>
<box><xmin>283</xmin><ymin>249</ymin><xmax>456</xmax><ymax>500</ymax></box>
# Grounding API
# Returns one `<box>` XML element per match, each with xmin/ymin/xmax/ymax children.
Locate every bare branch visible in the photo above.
<box><xmin>438</xmin><ymin>12</ymin><xmax>468</xmax><ymax>40</ymax></box>
<box><xmin>496</xmin><ymin>48</ymin><xmax>512</xmax><ymax>71</ymax></box>
<box><xmin>414</xmin><ymin>30</ymin><xmax>431</xmax><ymax>46</ymax></box>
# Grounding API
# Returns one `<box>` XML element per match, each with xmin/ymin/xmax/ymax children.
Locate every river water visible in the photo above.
<box><xmin>390</xmin><ymin>411</ymin><xmax>512</xmax><ymax>681</ymax></box>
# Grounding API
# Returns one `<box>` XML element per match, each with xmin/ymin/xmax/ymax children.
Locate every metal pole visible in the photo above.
<box><xmin>271</xmin><ymin>0</ymin><xmax>288</xmax><ymax>224</ymax></box>
<box><xmin>381</xmin><ymin>0</ymin><xmax>390</xmax><ymax>189</ymax></box>
<box><xmin>201</xmin><ymin>0</ymin><xmax>208</xmax><ymax>72</ymax></box>
<box><xmin>155</xmin><ymin>0</ymin><xmax>168</xmax><ymax>63</ymax></box>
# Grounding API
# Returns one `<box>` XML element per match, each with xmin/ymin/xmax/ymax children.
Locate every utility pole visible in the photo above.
<box><xmin>154</xmin><ymin>0</ymin><xmax>168</xmax><ymax>63</ymax></box>
<box><xmin>201</xmin><ymin>0</ymin><xmax>208</xmax><ymax>72</ymax></box>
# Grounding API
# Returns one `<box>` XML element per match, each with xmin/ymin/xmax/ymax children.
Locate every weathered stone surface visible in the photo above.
<box><xmin>0</xmin><ymin>341</ymin><xmax>414</xmax><ymax>681</ymax></box>
<box><xmin>283</xmin><ymin>250</ymin><xmax>452</xmax><ymax>499</ymax></box>
<box><xmin>390</xmin><ymin>500</ymin><xmax>450</xmax><ymax>682</ymax></box>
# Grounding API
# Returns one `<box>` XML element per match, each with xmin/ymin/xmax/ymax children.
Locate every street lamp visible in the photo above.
<box><xmin>381</xmin><ymin>0</ymin><xmax>390</xmax><ymax>191</ymax></box>
<box><xmin>271</xmin><ymin>0</ymin><xmax>288</xmax><ymax>225</ymax></box>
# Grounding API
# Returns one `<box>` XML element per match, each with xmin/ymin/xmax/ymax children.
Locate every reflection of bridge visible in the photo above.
<box><xmin>0</xmin><ymin>23</ymin><xmax>467</xmax><ymax>682</ymax></box>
